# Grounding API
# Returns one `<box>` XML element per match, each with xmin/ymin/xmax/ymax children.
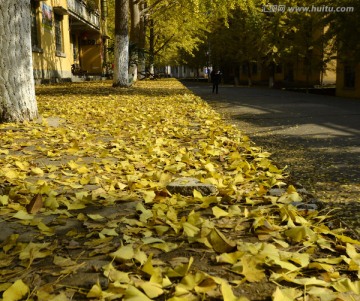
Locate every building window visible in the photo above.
<box><xmin>54</xmin><ymin>13</ymin><xmax>64</xmax><ymax>54</ymax></box>
<box><xmin>344</xmin><ymin>64</ymin><xmax>356</xmax><ymax>88</ymax></box>
<box><xmin>31</xmin><ymin>1</ymin><xmax>41</xmax><ymax>51</ymax></box>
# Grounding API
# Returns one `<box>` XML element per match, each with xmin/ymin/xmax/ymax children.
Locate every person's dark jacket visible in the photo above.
<box><xmin>211</xmin><ymin>71</ymin><xmax>221</xmax><ymax>84</ymax></box>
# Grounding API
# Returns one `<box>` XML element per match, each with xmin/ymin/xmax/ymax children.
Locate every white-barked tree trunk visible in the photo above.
<box><xmin>0</xmin><ymin>0</ymin><xmax>38</xmax><ymax>123</ymax></box>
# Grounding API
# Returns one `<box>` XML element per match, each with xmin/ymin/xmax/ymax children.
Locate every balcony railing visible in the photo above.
<box><xmin>67</xmin><ymin>0</ymin><xmax>100</xmax><ymax>29</ymax></box>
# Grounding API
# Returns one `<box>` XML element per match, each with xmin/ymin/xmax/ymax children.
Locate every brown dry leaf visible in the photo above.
<box><xmin>208</xmin><ymin>228</ymin><xmax>236</xmax><ymax>253</ymax></box>
<box><xmin>26</xmin><ymin>193</ymin><xmax>43</xmax><ymax>214</ymax></box>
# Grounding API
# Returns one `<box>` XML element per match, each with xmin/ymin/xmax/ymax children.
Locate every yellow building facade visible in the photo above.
<box><xmin>31</xmin><ymin>0</ymin><xmax>108</xmax><ymax>83</ymax></box>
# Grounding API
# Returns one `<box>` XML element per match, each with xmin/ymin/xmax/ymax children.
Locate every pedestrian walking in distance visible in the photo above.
<box><xmin>211</xmin><ymin>69</ymin><xmax>221</xmax><ymax>94</ymax></box>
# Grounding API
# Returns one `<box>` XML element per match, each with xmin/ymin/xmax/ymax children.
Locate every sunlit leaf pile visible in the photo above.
<box><xmin>0</xmin><ymin>79</ymin><xmax>359</xmax><ymax>300</ymax></box>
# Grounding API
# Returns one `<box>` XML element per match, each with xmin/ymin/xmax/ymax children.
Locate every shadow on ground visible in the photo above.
<box><xmin>36</xmin><ymin>80</ymin><xmax>188</xmax><ymax>98</ymax></box>
<box><xmin>184</xmin><ymin>82</ymin><xmax>360</xmax><ymax>203</ymax></box>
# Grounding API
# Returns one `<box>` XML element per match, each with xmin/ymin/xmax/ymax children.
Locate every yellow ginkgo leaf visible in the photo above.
<box><xmin>0</xmin><ymin>149</ymin><xmax>9</xmax><ymax>155</ymax></box>
<box><xmin>193</xmin><ymin>189</ymin><xmax>203</xmax><ymax>199</ymax></box>
<box><xmin>53</xmin><ymin>255</ymin><xmax>77</xmax><ymax>267</ymax></box>
<box><xmin>87</xmin><ymin>283</ymin><xmax>103</xmax><ymax>298</ymax></box>
<box><xmin>140</xmin><ymin>282</ymin><xmax>164</xmax><ymax>299</ymax></box>
<box><xmin>284</xmin><ymin>226</ymin><xmax>317</xmax><ymax>243</ymax></box>
<box><xmin>77</xmin><ymin>165</ymin><xmax>90</xmax><ymax>174</ymax></box>
<box><xmin>134</xmin><ymin>248</ymin><xmax>148</xmax><ymax>265</ymax></box>
<box><xmin>272</xmin><ymin>287</ymin><xmax>302</xmax><ymax>301</ymax></box>
<box><xmin>332</xmin><ymin>278</ymin><xmax>360</xmax><ymax>294</ymax></box>
<box><xmin>4</xmin><ymin>168</ymin><xmax>19</xmax><ymax>179</ymax></box>
<box><xmin>167</xmin><ymin>257</ymin><xmax>194</xmax><ymax>278</ymax></box>
<box><xmin>87</xmin><ymin>213</ymin><xmax>105</xmax><ymax>221</ymax></box>
<box><xmin>205</xmin><ymin>163</ymin><xmax>216</xmax><ymax>173</ymax></box>
<box><xmin>13</xmin><ymin>210</ymin><xmax>34</xmax><ymax>220</ymax></box>
<box><xmin>238</xmin><ymin>255</ymin><xmax>266</xmax><ymax>282</ymax></box>
<box><xmin>15</xmin><ymin>160</ymin><xmax>28</xmax><ymax>171</ymax></box>
<box><xmin>100</xmin><ymin>228</ymin><xmax>118</xmax><ymax>237</ymax></box>
<box><xmin>142</xmin><ymin>254</ymin><xmax>155</xmax><ymax>276</ymax></box>
<box><xmin>2</xmin><ymin>234</ymin><xmax>19</xmax><ymax>253</ymax></box>
<box><xmin>212</xmin><ymin>206</ymin><xmax>229</xmax><ymax>218</ymax></box>
<box><xmin>3</xmin><ymin>279</ymin><xmax>29</xmax><ymax>301</ymax></box>
<box><xmin>0</xmin><ymin>195</ymin><xmax>9</xmax><ymax>205</ymax></box>
<box><xmin>19</xmin><ymin>242</ymin><xmax>53</xmax><ymax>261</ymax></box>
<box><xmin>182</xmin><ymin>222</ymin><xmax>200</xmax><ymax>237</ymax></box>
<box><xmin>142</xmin><ymin>190</ymin><xmax>156</xmax><ymax>203</ymax></box>
<box><xmin>110</xmin><ymin>244</ymin><xmax>135</xmax><ymax>261</ymax></box>
<box><xmin>103</xmin><ymin>263</ymin><xmax>131</xmax><ymax>283</ymax></box>
<box><xmin>36</xmin><ymin>290</ymin><xmax>70</xmax><ymax>301</ymax></box>
<box><xmin>31</xmin><ymin>167</ymin><xmax>44</xmax><ymax>176</ymax></box>
<box><xmin>124</xmin><ymin>285</ymin><xmax>152</xmax><ymax>301</ymax></box>
<box><xmin>221</xmin><ymin>281</ymin><xmax>249</xmax><ymax>301</ymax></box>
<box><xmin>37</xmin><ymin>222</ymin><xmax>55</xmax><ymax>236</ymax></box>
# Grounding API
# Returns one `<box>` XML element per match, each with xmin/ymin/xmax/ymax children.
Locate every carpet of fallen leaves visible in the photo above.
<box><xmin>0</xmin><ymin>79</ymin><xmax>360</xmax><ymax>301</ymax></box>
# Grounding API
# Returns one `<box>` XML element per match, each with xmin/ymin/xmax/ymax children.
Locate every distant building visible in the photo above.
<box><xmin>170</xmin><ymin>66</ymin><xmax>207</xmax><ymax>79</ymax></box>
<box><xmin>336</xmin><ymin>61</ymin><xmax>360</xmax><ymax>98</ymax></box>
<box><xmin>31</xmin><ymin>0</ymin><xmax>109</xmax><ymax>83</ymax></box>
<box><xmin>216</xmin><ymin>25</ymin><xmax>337</xmax><ymax>88</ymax></box>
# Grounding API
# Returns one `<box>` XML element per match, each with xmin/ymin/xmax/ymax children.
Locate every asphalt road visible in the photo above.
<box><xmin>184</xmin><ymin>81</ymin><xmax>360</xmax><ymax>207</ymax></box>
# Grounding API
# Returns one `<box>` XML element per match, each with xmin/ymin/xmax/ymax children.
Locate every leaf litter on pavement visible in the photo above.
<box><xmin>0</xmin><ymin>79</ymin><xmax>359</xmax><ymax>300</ymax></box>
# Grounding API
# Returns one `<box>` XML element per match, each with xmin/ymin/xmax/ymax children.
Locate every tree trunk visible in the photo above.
<box><xmin>138</xmin><ymin>1</ymin><xmax>147</xmax><ymax>79</ymax></box>
<box><xmin>129</xmin><ymin>0</ymin><xmax>140</xmax><ymax>82</ymax></box>
<box><xmin>149</xmin><ymin>19</ymin><xmax>155</xmax><ymax>75</ymax></box>
<box><xmin>113</xmin><ymin>0</ymin><xmax>130</xmax><ymax>87</ymax></box>
<box><xmin>268</xmin><ymin>61</ymin><xmax>275</xmax><ymax>88</ymax></box>
<box><xmin>246</xmin><ymin>61</ymin><xmax>252</xmax><ymax>87</ymax></box>
<box><xmin>0</xmin><ymin>1</ymin><xmax>38</xmax><ymax>123</ymax></box>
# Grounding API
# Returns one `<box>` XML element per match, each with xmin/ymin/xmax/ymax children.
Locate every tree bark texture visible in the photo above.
<box><xmin>129</xmin><ymin>0</ymin><xmax>140</xmax><ymax>82</ymax></box>
<box><xmin>149</xmin><ymin>18</ymin><xmax>155</xmax><ymax>75</ymax></box>
<box><xmin>138</xmin><ymin>1</ymin><xmax>147</xmax><ymax>78</ymax></box>
<box><xmin>0</xmin><ymin>1</ymin><xmax>38</xmax><ymax>123</ymax></box>
<box><xmin>113</xmin><ymin>0</ymin><xmax>130</xmax><ymax>87</ymax></box>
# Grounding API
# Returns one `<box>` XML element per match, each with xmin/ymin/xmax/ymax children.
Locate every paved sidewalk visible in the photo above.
<box><xmin>184</xmin><ymin>82</ymin><xmax>360</xmax><ymax>227</ymax></box>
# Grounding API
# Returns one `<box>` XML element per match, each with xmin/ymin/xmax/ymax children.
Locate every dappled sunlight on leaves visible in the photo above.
<box><xmin>0</xmin><ymin>79</ymin><xmax>359</xmax><ymax>300</ymax></box>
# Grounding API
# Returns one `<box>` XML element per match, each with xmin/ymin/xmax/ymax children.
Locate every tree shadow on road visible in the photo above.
<box><xmin>185</xmin><ymin>83</ymin><xmax>360</xmax><ymax>205</ymax></box>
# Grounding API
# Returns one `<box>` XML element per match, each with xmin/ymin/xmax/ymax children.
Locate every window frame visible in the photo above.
<box><xmin>31</xmin><ymin>0</ymin><xmax>42</xmax><ymax>52</ymax></box>
<box><xmin>54</xmin><ymin>13</ymin><xmax>65</xmax><ymax>57</ymax></box>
